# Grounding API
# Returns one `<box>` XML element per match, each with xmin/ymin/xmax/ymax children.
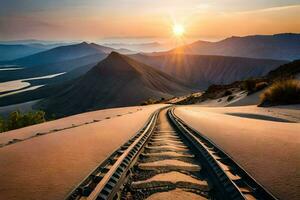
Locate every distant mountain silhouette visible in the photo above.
<box><xmin>170</xmin><ymin>33</ymin><xmax>300</xmax><ymax>60</ymax></box>
<box><xmin>0</xmin><ymin>42</ymin><xmax>135</xmax><ymax>82</ymax></box>
<box><xmin>0</xmin><ymin>53</ymin><xmax>107</xmax><ymax>83</ymax></box>
<box><xmin>9</xmin><ymin>42</ymin><xmax>113</xmax><ymax>67</ymax></box>
<box><xmin>38</xmin><ymin>52</ymin><xmax>192</xmax><ymax>117</ymax></box>
<box><xmin>131</xmin><ymin>53</ymin><xmax>287</xmax><ymax>89</ymax></box>
<box><xmin>104</xmin><ymin>42</ymin><xmax>168</xmax><ymax>52</ymax></box>
<box><xmin>0</xmin><ymin>44</ymin><xmax>45</xmax><ymax>61</ymax></box>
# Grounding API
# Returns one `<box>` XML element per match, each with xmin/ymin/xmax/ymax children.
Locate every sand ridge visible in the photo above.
<box><xmin>0</xmin><ymin>105</ymin><xmax>165</xmax><ymax>147</ymax></box>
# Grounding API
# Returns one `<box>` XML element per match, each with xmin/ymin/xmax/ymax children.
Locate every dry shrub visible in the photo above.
<box><xmin>259</xmin><ymin>79</ymin><xmax>300</xmax><ymax>106</ymax></box>
<box><xmin>241</xmin><ymin>79</ymin><xmax>256</xmax><ymax>92</ymax></box>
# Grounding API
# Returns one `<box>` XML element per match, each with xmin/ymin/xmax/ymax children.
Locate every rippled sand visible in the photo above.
<box><xmin>133</xmin><ymin>171</ymin><xmax>207</xmax><ymax>186</ymax></box>
<box><xmin>146</xmin><ymin>189</ymin><xmax>208</xmax><ymax>200</ymax></box>
<box><xmin>139</xmin><ymin>159</ymin><xmax>201</xmax><ymax>171</ymax></box>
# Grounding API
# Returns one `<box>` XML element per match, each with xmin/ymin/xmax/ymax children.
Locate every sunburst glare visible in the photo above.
<box><xmin>173</xmin><ymin>24</ymin><xmax>185</xmax><ymax>37</ymax></box>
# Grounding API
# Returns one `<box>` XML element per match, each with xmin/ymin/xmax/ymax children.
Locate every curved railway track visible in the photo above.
<box><xmin>66</xmin><ymin>107</ymin><xmax>277</xmax><ymax>200</ymax></box>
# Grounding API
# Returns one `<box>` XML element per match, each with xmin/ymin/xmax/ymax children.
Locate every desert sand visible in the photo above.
<box><xmin>0</xmin><ymin>104</ymin><xmax>166</xmax><ymax>200</ymax></box>
<box><xmin>175</xmin><ymin>106</ymin><xmax>300</xmax><ymax>200</ymax></box>
<box><xmin>189</xmin><ymin>104</ymin><xmax>300</xmax><ymax>122</ymax></box>
<box><xmin>227</xmin><ymin>90</ymin><xmax>263</xmax><ymax>106</ymax></box>
<box><xmin>0</xmin><ymin>105</ymin><xmax>164</xmax><ymax>147</ymax></box>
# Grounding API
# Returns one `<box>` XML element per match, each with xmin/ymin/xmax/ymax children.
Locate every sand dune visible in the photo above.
<box><xmin>0</xmin><ymin>104</ymin><xmax>166</xmax><ymax>200</ymax></box>
<box><xmin>0</xmin><ymin>105</ymin><xmax>164</xmax><ymax>146</ymax></box>
<box><xmin>175</xmin><ymin>106</ymin><xmax>300</xmax><ymax>200</ymax></box>
<box><xmin>227</xmin><ymin>90</ymin><xmax>263</xmax><ymax>106</ymax></box>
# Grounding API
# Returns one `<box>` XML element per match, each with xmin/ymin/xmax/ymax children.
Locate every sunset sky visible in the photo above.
<box><xmin>1</xmin><ymin>0</ymin><xmax>300</xmax><ymax>42</ymax></box>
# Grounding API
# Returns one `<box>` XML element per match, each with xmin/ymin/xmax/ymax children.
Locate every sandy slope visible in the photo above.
<box><xmin>0</xmin><ymin>105</ymin><xmax>163</xmax><ymax>146</ymax></box>
<box><xmin>227</xmin><ymin>90</ymin><xmax>264</xmax><ymax>106</ymax></box>
<box><xmin>174</xmin><ymin>106</ymin><xmax>300</xmax><ymax>200</ymax></box>
<box><xmin>0</xmin><ymin>104</ymin><xmax>166</xmax><ymax>200</ymax></box>
<box><xmin>187</xmin><ymin>104</ymin><xmax>300</xmax><ymax>123</ymax></box>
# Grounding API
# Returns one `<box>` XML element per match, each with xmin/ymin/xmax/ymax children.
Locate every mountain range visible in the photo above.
<box><xmin>104</xmin><ymin>42</ymin><xmax>168</xmax><ymax>52</ymax></box>
<box><xmin>0</xmin><ymin>42</ymin><xmax>135</xmax><ymax>82</ymax></box>
<box><xmin>171</xmin><ymin>33</ymin><xmax>300</xmax><ymax>60</ymax></box>
<box><xmin>131</xmin><ymin>53</ymin><xmax>287</xmax><ymax>89</ymax></box>
<box><xmin>1</xmin><ymin>33</ymin><xmax>299</xmax><ymax>117</ymax></box>
<box><xmin>9</xmin><ymin>42</ymin><xmax>114</xmax><ymax>67</ymax></box>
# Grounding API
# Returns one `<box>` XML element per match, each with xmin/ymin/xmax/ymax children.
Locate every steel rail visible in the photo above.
<box><xmin>65</xmin><ymin>107</ymin><xmax>163</xmax><ymax>200</ymax></box>
<box><xmin>67</xmin><ymin>106</ymin><xmax>278</xmax><ymax>200</ymax></box>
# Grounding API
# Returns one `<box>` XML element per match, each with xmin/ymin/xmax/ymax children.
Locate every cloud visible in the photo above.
<box><xmin>233</xmin><ymin>4</ymin><xmax>300</xmax><ymax>14</ymax></box>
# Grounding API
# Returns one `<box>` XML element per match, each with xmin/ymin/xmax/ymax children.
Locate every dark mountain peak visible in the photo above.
<box><xmin>107</xmin><ymin>51</ymin><xmax>122</xmax><ymax>58</ymax></box>
<box><xmin>93</xmin><ymin>52</ymin><xmax>139</xmax><ymax>74</ymax></box>
<box><xmin>79</xmin><ymin>41</ymin><xmax>89</xmax><ymax>45</ymax></box>
<box><xmin>74</xmin><ymin>41</ymin><xmax>91</xmax><ymax>48</ymax></box>
<box><xmin>104</xmin><ymin>51</ymin><xmax>133</xmax><ymax>65</ymax></box>
<box><xmin>105</xmin><ymin>51</ymin><xmax>137</xmax><ymax>67</ymax></box>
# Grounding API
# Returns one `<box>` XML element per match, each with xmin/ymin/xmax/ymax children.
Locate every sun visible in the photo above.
<box><xmin>173</xmin><ymin>24</ymin><xmax>185</xmax><ymax>37</ymax></box>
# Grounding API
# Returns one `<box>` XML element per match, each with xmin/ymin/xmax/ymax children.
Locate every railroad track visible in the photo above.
<box><xmin>66</xmin><ymin>107</ymin><xmax>277</xmax><ymax>200</ymax></box>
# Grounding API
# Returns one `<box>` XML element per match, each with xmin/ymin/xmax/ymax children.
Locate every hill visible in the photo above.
<box><xmin>267</xmin><ymin>59</ymin><xmax>300</xmax><ymax>79</ymax></box>
<box><xmin>171</xmin><ymin>33</ymin><xmax>300</xmax><ymax>60</ymax></box>
<box><xmin>38</xmin><ymin>52</ymin><xmax>192</xmax><ymax>117</ymax></box>
<box><xmin>131</xmin><ymin>53</ymin><xmax>287</xmax><ymax>89</ymax></box>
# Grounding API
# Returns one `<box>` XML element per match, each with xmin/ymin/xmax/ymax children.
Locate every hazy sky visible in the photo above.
<box><xmin>0</xmin><ymin>0</ymin><xmax>300</xmax><ymax>42</ymax></box>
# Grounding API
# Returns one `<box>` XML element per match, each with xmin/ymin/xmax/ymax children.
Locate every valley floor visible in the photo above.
<box><xmin>174</xmin><ymin>105</ymin><xmax>300</xmax><ymax>200</ymax></box>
